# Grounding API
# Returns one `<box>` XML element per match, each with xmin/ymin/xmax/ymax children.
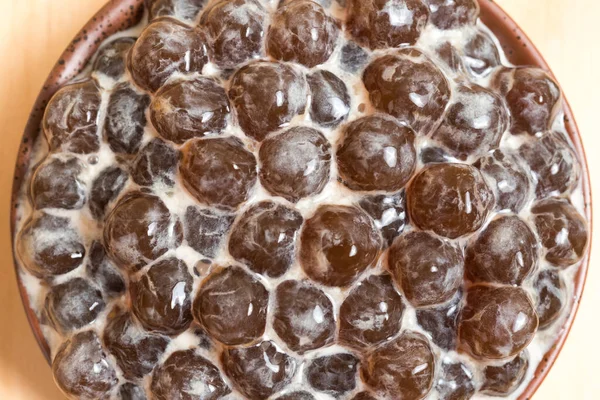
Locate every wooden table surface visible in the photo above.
<box><xmin>0</xmin><ymin>0</ymin><xmax>597</xmax><ymax>398</ymax></box>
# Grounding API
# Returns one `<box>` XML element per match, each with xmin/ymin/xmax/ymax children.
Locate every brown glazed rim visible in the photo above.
<box><xmin>9</xmin><ymin>1</ymin><xmax>592</xmax><ymax>398</ymax></box>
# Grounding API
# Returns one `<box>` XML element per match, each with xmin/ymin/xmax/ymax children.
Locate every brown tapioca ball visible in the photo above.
<box><xmin>229</xmin><ymin>201</ymin><xmax>303</xmax><ymax>278</ymax></box>
<box><xmin>86</xmin><ymin>241</ymin><xmax>125</xmax><ymax>298</ymax></box>
<box><xmin>339</xmin><ymin>274</ymin><xmax>404</xmax><ymax>350</ymax></box>
<box><xmin>352</xmin><ymin>392</ymin><xmax>377</xmax><ymax>400</ymax></box>
<box><xmin>43</xmin><ymin>80</ymin><xmax>101</xmax><ymax>154</ymax></box>
<box><xmin>104</xmin><ymin>83</ymin><xmax>150</xmax><ymax>154</ymax></box>
<box><xmin>119</xmin><ymin>382</ymin><xmax>147</xmax><ymax>400</ymax></box>
<box><xmin>465</xmin><ymin>215</ymin><xmax>538</xmax><ymax>285</ymax></box>
<box><xmin>434</xmin><ymin>42</ymin><xmax>464</xmax><ymax>74</ymax></box>
<box><xmin>307</xmin><ymin>70</ymin><xmax>350</xmax><ymax>128</ymax></box>
<box><xmin>150</xmin><ymin>77</ymin><xmax>230</xmax><ymax>144</ymax></box>
<box><xmin>519</xmin><ymin>132</ymin><xmax>580</xmax><ymax>198</ymax></box>
<box><xmin>481</xmin><ymin>352</ymin><xmax>529</xmax><ymax>396</ymax></box>
<box><xmin>89</xmin><ymin>166</ymin><xmax>129</xmax><ymax>220</ymax></box>
<box><xmin>150</xmin><ymin>349</ymin><xmax>231</xmax><ymax>400</ymax></box>
<box><xmin>425</xmin><ymin>0</ymin><xmax>479</xmax><ymax>30</ymax></box>
<box><xmin>337</xmin><ymin>115</ymin><xmax>417</xmax><ymax>192</ymax></box>
<box><xmin>420</xmin><ymin>145</ymin><xmax>453</xmax><ymax>165</ymax></box>
<box><xmin>534</xmin><ymin>269</ymin><xmax>566</xmax><ymax>329</ymax></box>
<box><xmin>494</xmin><ymin>67</ymin><xmax>561</xmax><ymax>135</ymax></box>
<box><xmin>273</xmin><ymin>280</ymin><xmax>336</xmax><ymax>353</ymax></box>
<box><xmin>131</xmin><ymin>138</ymin><xmax>179</xmax><ymax>187</ymax></box>
<box><xmin>347</xmin><ymin>0</ymin><xmax>429</xmax><ymax>49</ymax></box>
<box><xmin>300</xmin><ymin>205</ymin><xmax>382</xmax><ymax>287</ymax></box>
<box><xmin>222</xmin><ymin>341</ymin><xmax>297</xmax><ymax>399</ymax></box>
<box><xmin>130</xmin><ymin>257</ymin><xmax>193</xmax><ymax>335</ymax></box>
<box><xmin>31</xmin><ymin>155</ymin><xmax>86</xmax><ymax>210</ymax></box>
<box><xmin>104</xmin><ymin>192</ymin><xmax>183</xmax><ymax>271</ymax></box>
<box><xmin>93</xmin><ymin>37</ymin><xmax>136</xmax><ymax>79</ymax></box>
<box><xmin>431</xmin><ymin>84</ymin><xmax>508</xmax><ymax>159</ymax></box>
<box><xmin>474</xmin><ymin>150</ymin><xmax>532</xmax><ymax>213</ymax></box>
<box><xmin>408</xmin><ymin>163</ymin><xmax>495</xmax><ymax>239</ymax></box>
<box><xmin>307</xmin><ymin>353</ymin><xmax>360</xmax><ymax>396</ymax></box>
<box><xmin>276</xmin><ymin>392</ymin><xmax>316</xmax><ymax>400</ymax></box>
<box><xmin>44</xmin><ymin>278</ymin><xmax>105</xmax><ymax>334</ymax></box>
<box><xmin>184</xmin><ymin>206</ymin><xmax>235</xmax><ymax>258</ymax></box>
<box><xmin>103</xmin><ymin>307</ymin><xmax>169</xmax><ymax>380</ymax></box>
<box><xmin>229</xmin><ymin>61</ymin><xmax>308</xmax><ymax>141</ymax></box>
<box><xmin>359</xmin><ymin>191</ymin><xmax>407</xmax><ymax>247</ymax></box>
<box><xmin>362</xmin><ymin>331</ymin><xmax>435</xmax><ymax>400</ymax></box>
<box><xmin>340</xmin><ymin>41</ymin><xmax>370</xmax><ymax>73</ymax></box>
<box><xmin>267</xmin><ymin>0</ymin><xmax>339</xmax><ymax>67</ymax></box>
<box><xmin>147</xmin><ymin>0</ymin><xmax>206</xmax><ymax>22</ymax></box>
<box><xmin>463</xmin><ymin>31</ymin><xmax>500</xmax><ymax>77</ymax></box>
<box><xmin>53</xmin><ymin>331</ymin><xmax>118</xmax><ymax>399</ymax></box>
<box><xmin>200</xmin><ymin>0</ymin><xmax>267</xmax><ymax>69</ymax></box>
<box><xmin>436</xmin><ymin>361</ymin><xmax>476</xmax><ymax>400</ymax></box>
<box><xmin>17</xmin><ymin>212</ymin><xmax>85</xmax><ymax>279</ymax></box>
<box><xmin>531</xmin><ymin>198</ymin><xmax>588</xmax><ymax>267</ymax></box>
<box><xmin>415</xmin><ymin>291</ymin><xmax>462</xmax><ymax>350</ymax></box>
<box><xmin>180</xmin><ymin>137</ymin><xmax>257</xmax><ymax>210</ymax></box>
<box><xmin>194</xmin><ymin>266</ymin><xmax>268</xmax><ymax>345</ymax></box>
<box><xmin>459</xmin><ymin>285</ymin><xmax>538</xmax><ymax>360</ymax></box>
<box><xmin>388</xmin><ymin>231</ymin><xmax>463</xmax><ymax>307</ymax></box>
<box><xmin>259</xmin><ymin>126</ymin><xmax>331</xmax><ymax>202</ymax></box>
<box><xmin>128</xmin><ymin>18</ymin><xmax>209</xmax><ymax>93</ymax></box>
<box><xmin>363</xmin><ymin>49</ymin><xmax>451</xmax><ymax>135</ymax></box>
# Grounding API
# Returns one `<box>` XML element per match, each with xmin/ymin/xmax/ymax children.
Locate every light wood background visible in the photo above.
<box><xmin>0</xmin><ymin>0</ymin><xmax>597</xmax><ymax>398</ymax></box>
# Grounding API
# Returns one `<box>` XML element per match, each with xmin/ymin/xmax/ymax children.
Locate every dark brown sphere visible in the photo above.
<box><xmin>425</xmin><ymin>0</ymin><xmax>479</xmax><ymax>30</ymax></box>
<box><xmin>362</xmin><ymin>331</ymin><xmax>435</xmax><ymax>400</ymax></box>
<box><xmin>465</xmin><ymin>216</ymin><xmax>538</xmax><ymax>285</ymax></box>
<box><xmin>221</xmin><ymin>341</ymin><xmax>297</xmax><ymax>399</ymax></box>
<box><xmin>339</xmin><ymin>274</ymin><xmax>404</xmax><ymax>349</ymax></box>
<box><xmin>93</xmin><ymin>37</ymin><xmax>136</xmax><ymax>80</ymax></box>
<box><xmin>267</xmin><ymin>0</ymin><xmax>339</xmax><ymax>67</ymax></box>
<box><xmin>104</xmin><ymin>192</ymin><xmax>183</xmax><ymax>271</ymax></box>
<box><xmin>52</xmin><ymin>331</ymin><xmax>118</xmax><ymax>399</ymax></box>
<box><xmin>103</xmin><ymin>307</ymin><xmax>169</xmax><ymax>380</ymax></box>
<box><xmin>358</xmin><ymin>190</ymin><xmax>408</xmax><ymax>247</ymax></box>
<box><xmin>131</xmin><ymin>138</ymin><xmax>179</xmax><ymax>188</ymax></box>
<box><xmin>89</xmin><ymin>166</ymin><xmax>129</xmax><ymax>220</ymax></box>
<box><xmin>259</xmin><ymin>126</ymin><xmax>331</xmax><ymax>202</ymax></box>
<box><xmin>180</xmin><ymin>137</ymin><xmax>257</xmax><ymax>210</ymax></box>
<box><xmin>45</xmin><ymin>278</ymin><xmax>105</xmax><ymax>334</ymax></box>
<box><xmin>130</xmin><ymin>257</ymin><xmax>193</xmax><ymax>335</ymax></box>
<box><xmin>229</xmin><ymin>61</ymin><xmax>308</xmax><ymax>141</ymax></box>
<box><xmin>43</xmin><ymin>80</ymin><xmax>101</xmax><ymax>154</ymax></box>
<box><xmin>463</xmin><ymin>31</ymin><xmax>500</xmax><ymax>77</ymax></box>
<box><xmin>388</xmin><ymin>230</ymin><xmax>463</xmax><ymax>307</ymax></box>
<box><xmin>519</xmin><ymin>132</ymin><xmax>580</xmax><ymax>199</ymax></box>
<box><xmin>229</xmin><ymin>201</ymin><xmax>303</xmax><ymax>278</ymax></box>
<box><xmin>534</xmin><ymin>269</ymin><xmax>566</xmax><ymax>329</ymax></box>
<box><xmin>17</xmin><ymin>212</ymin><xmax>85</xmax><ymax>279</ymax></box>
<box><xmin>351</xmin><ymin>393</ymin><xmax>377</xmax><ymax>400</ymax></box>
<box><xmin>347</xmin><ymin>0</ymin><xmax>429</xmax><ymax>49</ymax></box>
<box><xmin>435</xmin><ymin>361</ymin><xmax>476</xmax><ymax>400</ymax></box>
<box><xmin>146</xmin><ymin>0</ymin><xmax>206</xmax><ymax>22</ymax></box>
<box><xmin>85</xmin><ymin>241</ymin><xmax>126</xmax><ymax>298</ymax></box>
<box><xmin>337</xmin><ymin>115</ymin><xmax>417</xmax><ymax>192</ymax></box>
<box><xmin>150</xmin><ymin>349</ymin><xmax>231</xmax><ymax>400</ymax></box>
<box><xmin>119</xmin><ymin>382</ymin><xmax>147</xmax><ymax>400</ymax></box>
<box><xmin>128</xmin><ymin>18</ymin><xmax>209</xmax><ymax>93</ymax></box>
<box><xmin>531</xmin><ymin>198</ymin><xmax>588</xmax><ymax>267</ymax></box>
<box><xmin>363</xmin><ymin>49</ymin><xmax>450</xmax><ymax>135</ymax></box>
<box><xmin>201</xmin><ymin>0</ymin><xmax>268</xmax><ymax>69</ymax></box>
<box><xmin>407</xmin><ymin>163</ymin><xmax>495</xmax><ymax>239</ymax></box>
<box><xmin>150</xmin><ymin>77</ymin><xmax>230</xmax><ymax>143</ymax></box>
<box><xmin>415</xmin><ymin>290</ymin><xmax>462</xmax><ymax>350</ymax></box>
<box><xmin>194</xmin><ymin>266</ymin><xmax>269</xmax><ymax>345</ymax></box>
<box><xmin>31</xmin><ymin>155</ymin><xmax>86</xmax><ymax>210</ymax></box>
<box><xmin>307</xmin><ymin>69</ymin><xmax>350</xmax><ymax>128</ymax></box>
<box><xmin>276</xmin><ymin>392</ymin><xmax>316</xmax><ymax>400</ymax></box>
<box><xmin>300</xmin><ymin>205</ymin><xmax>382</xmax><ymax>287</ymax></box>
<box><xmin>494</xmin><ymin>67</ymin><xmax>561</xmax><ymax>135</ymax></box>
<box><xmin>105</xmin><ymin>83</ymin><xmax>150</xmax><ymax>154</ymax></box>
<box><xmin>481</xmin><ymin>353</ymin><xmax>529</xmax><ymax>396</ymax></box>
<box><xmin>431</xmin><ymin>84</ymin><xmax>508</xmax><ymax>159</ymax></box>
<box><xmin>474</xmin><ymin>150</ymin><xmax>532</xmax><ymax>213</ymax></box>
<box><xmin>340</xmin><ymin>41</ymin><xmax>370</xmax><ymax>73</ymax></box>
<box><xmin>184</xmin><ymin>206</ymin><xmax>235</xmax><ymax>258</ymax></box>
<box><xmin>273</xmin><ymin>280</ymin><xmax>336</xmax><ymax>354</ymax></box>
<box><xmin>306</xmin><ymin>353</ymin><xmax>360</xmax><ymax>396</ymax></box>
<box><xmin>459</xmin><ymin>285</ymin><xmax>538</xmax><ymax>360</ymax></box>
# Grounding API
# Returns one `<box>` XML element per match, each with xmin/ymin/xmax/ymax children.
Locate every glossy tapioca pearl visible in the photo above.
<box><xmin>104</xmin><ymin>83</ymin><xmax>150</xmax><ymax>154</ymax></box>
<box><xmin>30</xmin><ymin>154</ymin><xmax>87</xmax><ymax>210</ymax></box>
<box><xmin>424</xmin><ymin>0</ymin><xmax>479</xmax><ymax>30</ymax></box>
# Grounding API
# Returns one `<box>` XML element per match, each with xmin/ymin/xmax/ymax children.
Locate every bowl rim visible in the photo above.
<box><xmin>9</xmin><ymin>1</ymin><xmax>593</xmax><ymax>399</ymax></box>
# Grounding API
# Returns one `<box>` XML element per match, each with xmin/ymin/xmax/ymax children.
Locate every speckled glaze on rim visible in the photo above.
<box><xmin>9</xmin><ymin>1</ymin><xmax>592</xmax><ymax>398</ymax></box>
